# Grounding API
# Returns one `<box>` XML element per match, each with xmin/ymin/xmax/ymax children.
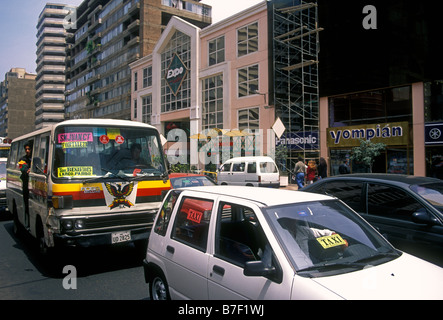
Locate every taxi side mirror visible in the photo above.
<box><xmin>243</xmin><ymin>261</ymin><xmax>276</xmax><ymax>277</ymax></box>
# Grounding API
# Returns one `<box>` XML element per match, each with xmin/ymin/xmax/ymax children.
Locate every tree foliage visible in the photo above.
<box><xmin>350</xmin><ymin>139</ymin><xmax>386</xmax><ymax>172</ymax></box>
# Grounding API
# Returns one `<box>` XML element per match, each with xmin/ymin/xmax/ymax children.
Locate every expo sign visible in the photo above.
<box><xmin>165</xmin><ymin>53</ymin><xmax>188</xmax><ymax>96</ymax></box>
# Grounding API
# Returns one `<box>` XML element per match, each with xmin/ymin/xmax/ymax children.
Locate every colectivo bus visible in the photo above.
<box><xmin>6</xmin><ymin>119</ymin><xmax>171</xmax><ymax>253</ymax></box>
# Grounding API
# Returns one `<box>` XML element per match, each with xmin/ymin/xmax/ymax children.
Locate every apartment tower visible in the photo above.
<box><xmin>65</xmin><ymin>0</ymin><xmax>211</xmax><ymax>120</ymax></box>
<box><xmin>36</xmin><ymin>3</ymin><xmax>76</xmax><ymax>129</ymax></box>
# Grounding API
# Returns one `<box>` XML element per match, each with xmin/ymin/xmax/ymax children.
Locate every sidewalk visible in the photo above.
<box><xmin>280</xmin><ymin>184</ymin><xmax>299</xmax><ymax>191</ymax></box>
<box><xmin>279</xmin><ymin>176</ymin><xmax>299</xmax><ymax>190</ymax></box>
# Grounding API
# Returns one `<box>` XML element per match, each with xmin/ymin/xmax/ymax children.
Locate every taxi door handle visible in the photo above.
<box><xmin>212</xmin><ymin>265</ymin><xmax>225</xmax><ymax>276</ymax></box>
<box><xmin>166</xmin><ymin>245</ymin><xmax>175</xmax><ymax>254</ymax></box>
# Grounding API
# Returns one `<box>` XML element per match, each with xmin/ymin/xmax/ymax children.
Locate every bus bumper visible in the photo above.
<box><xmin>53</xmin><ymin>227</ymin><xmax>150</xmax><ymax>248</ymax></box>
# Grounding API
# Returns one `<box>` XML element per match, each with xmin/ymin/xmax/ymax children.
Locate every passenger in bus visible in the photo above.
<box><xmin>18</xmin><ymin>141</ymin><xmax>32</xmax><ymax>224</ymax></box>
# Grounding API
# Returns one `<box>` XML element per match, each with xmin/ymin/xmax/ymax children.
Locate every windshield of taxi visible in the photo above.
<box><xmin>265</xmin><ymin>200</ymin><xmax>399</xmax><ymax>277</ymax></box>
<box><xmin>410</xmin><ymin>182</ymin><xmax>443</xmax><ymax>209</ymax></box>
<box><xmin>53</xmin><ymin>125</ymin><xmax>167</xmax><ymax>180</ymax></box>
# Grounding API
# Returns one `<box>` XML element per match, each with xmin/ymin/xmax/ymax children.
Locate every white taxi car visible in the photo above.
<box><xmin>143</xmin><ymin>186</ymin><xmax>443</xmax><ymax>300</ymax></box>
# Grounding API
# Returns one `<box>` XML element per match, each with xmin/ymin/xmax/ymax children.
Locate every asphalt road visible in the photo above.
<box><xmin>0</xmin><ymin>215</ymin><xmax>149</xmax><ymax>300</ymax></box>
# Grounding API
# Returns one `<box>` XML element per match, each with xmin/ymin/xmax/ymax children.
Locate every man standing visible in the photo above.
<box><xmin>339</xmin><ymin>159</ymin><xmax>350</xmax><ymax>174</ymax></box>
<box><xmin>18</xmin><ymin>141</ymin><xmax>32</xmax><ymax>227</ymax></box>
<box><xmin>295</xmin><ymin>156</ymin><xmax>306</xmax><ymax>189</ymax></box>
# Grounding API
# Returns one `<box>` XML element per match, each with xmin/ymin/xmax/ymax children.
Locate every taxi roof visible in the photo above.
<box><xmin>178</xmin><ymin>186</ymin><xmax>333</xmax><ymax>207</ymax></box>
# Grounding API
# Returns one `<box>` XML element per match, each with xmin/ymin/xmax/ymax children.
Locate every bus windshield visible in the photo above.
<box><xmin>53</xmin><ymin>124</ymin><xmax>167</xmax><ymax>180</ymax></box>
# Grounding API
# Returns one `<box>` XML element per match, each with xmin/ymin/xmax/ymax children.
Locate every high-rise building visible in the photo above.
<box><xmin>0</xmin><ymin>68</ymin><xmax>36</xmax><ymax>139</ymax></box>
<box><xmin>36</xmin><ymin>3</ymin><xmax>76</xmax><ymax>129</ymax></box>
<box><xmin>64</xmin><ymin>0</ymin><xmax>211</xmax><ymax>121</ymax></box>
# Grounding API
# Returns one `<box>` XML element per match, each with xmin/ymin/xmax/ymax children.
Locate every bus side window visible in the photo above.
<box><xmin>8</xmin><ymin>143</ymin><xmax>19</xmax><ymax>169</ymax></box>
<box><xmin>32</xmin><ymin>135</ymin><xmax>49</xmax><ymax>174</ymax></box>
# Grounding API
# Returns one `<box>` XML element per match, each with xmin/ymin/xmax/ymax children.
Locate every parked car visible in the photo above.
<box><xmin>143</xmin><ymin>186</ymin><xmax>443</xmax><ymax>300</ymax></box>
<box><xmin>302</xmin><ymin>174</ymin><xmax>443</xmax><ymax>266</ymax></box>
<box><xmin>169</xmin><ymin>173</ymin><xmax>216</xmax><ymax>188</ymax></box>
<box><xmin>217</xmin><ymin>156</ymin><xmax>280</xmax><ymax>188</ymax></box>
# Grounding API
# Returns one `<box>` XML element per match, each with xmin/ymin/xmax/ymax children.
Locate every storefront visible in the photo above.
<box><xmin>425</xmin><ymin>122</ymin><xmax>443</xmax><ymax>179</ymax></box>
<box><xmin>323</xmin><ymin>85</ymin><xmax>415</xmax><ymax>175</ymax></box>
<box><xmin>327</xmin><ymin>121</ymin><xmax>412</xmax><ymax>175</ymax></box>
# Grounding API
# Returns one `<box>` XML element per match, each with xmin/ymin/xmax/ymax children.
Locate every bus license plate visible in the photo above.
<box><xmin>112</xmin><ymin>231</ymin><xmax>131</xmax><ymax>244</ymax></box>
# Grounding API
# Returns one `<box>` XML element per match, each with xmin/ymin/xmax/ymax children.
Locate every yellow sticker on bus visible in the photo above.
<box><xmin>61</xmin><ymin>141</ymin><xmax>88</xmax><ymax>148</ymax></box>
<box><xmin>58</xmin><ymin>166</ymin><xmax>93</xmax><ymax>177</ymax></box>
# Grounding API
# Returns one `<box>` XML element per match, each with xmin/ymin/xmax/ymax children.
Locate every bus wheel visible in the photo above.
<box><xmin>36</xmin><ymin>219</ymin><xmax>52</xmax><ymax>256</ymax></box>
<box><xmin>12</xmin><ymin>203</ymin><xmax>21</xmax><ymax>236</ymax></box>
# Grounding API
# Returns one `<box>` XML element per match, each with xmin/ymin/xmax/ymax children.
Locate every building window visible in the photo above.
<box><xmin>237</xmin><ymin>22</ymin><xmax>258</xmax><ymax>57</ymax></box>
<box><xmin>161</xmin><ymin>31</ymin><xmax>191</xmax><ymax>113</ymax></box>
<box><xmin>143</xmin><ymin>66</ymin><xmax>152</xmax><ymax>88</ymax></box>
<box><xmin>238</xmin><ymin>107</ymin><xmax>259</xmax><ymax>131</ymax></box>
<box><xmin>134</xmin><ymin>71</ymin><xmax>138</xmax><ymax>91</ymax></box>
<box><xmin>133</xmin><ymin>99</ymin><xmax>137</xmax><ymax>119</ymax></box>
<box><xmin>328</xmin><ymin>85</ymin><xmax>412</xmax><ymax>127</ymax></box>
<box><xmin>142</xmin><ymin>95</ymin><xmax>152</xmax><ymax>124</ymax></box>
<box><xmin>238</xmin><ymin>64</ymin><xmax>258</xmax><ymax>97</ymax></box>
<box><xmin>202</xmin><ymin>74</ymin><xmax>223</xmax><ymax>130</ymax></box>
<box><xmin>208</xmin><ymin>35</ymin><xmax>225</xmax><ymax>66</ymax></box>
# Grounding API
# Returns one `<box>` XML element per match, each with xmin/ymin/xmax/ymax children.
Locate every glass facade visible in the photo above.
<box><xmin>161</xmin><ymin>31</ymin><xmax>191</xmax><ymax>113</ymax></box>
<box><xmin>328</xmin><ymin>86</ymin><xmax>413</xmax><ymax>175</ymax></box>
<box><xmin>424</xmin><ymin>81</ymin><xmax>443</xmax><ymax>179</ymax></box>
<box><xmin>202</xmin><ymin>75</ymin><xmax>223</xmax><ymax>130</ymax></box>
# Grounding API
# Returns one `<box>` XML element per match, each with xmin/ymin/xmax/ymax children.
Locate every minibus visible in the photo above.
<box><xmin>7</xmin><ymin>119</ymin><xmax>170</xmax><ymax>254</ymax></box>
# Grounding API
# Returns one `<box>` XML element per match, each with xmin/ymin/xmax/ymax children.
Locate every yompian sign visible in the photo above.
<box><xmin>327</xmin><ymin>121</ymin><xmax>409</xmax><ymax>147</ymax></box>
<box><xmin>165</xmin><ymin>52</ymin><xmax>188</xmax><ymax>96</ymax></box>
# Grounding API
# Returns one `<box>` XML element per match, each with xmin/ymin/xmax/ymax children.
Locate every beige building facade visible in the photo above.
<box><xmin>130</xmin><ymin>2</ymin><xmax>275</xmax><ymax>169</ymax></box>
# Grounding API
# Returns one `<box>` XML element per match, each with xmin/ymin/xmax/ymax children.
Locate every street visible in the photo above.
<box><xmin>0</xmin><ymin>215</ymin><xmax>149</xmax><ymax>300</ymax></box>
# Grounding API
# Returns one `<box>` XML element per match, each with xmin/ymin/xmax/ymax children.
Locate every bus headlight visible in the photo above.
<box><xmin>74</xmin><ymin>220</ymin><xmax>84</xmax><ymax>229</ymax></box>
<box><xmin>62</xmin><ymin>219</ymin><xmax>73</xmax><ymax>230</ymax></box>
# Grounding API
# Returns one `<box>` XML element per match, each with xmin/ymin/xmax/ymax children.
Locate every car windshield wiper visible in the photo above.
<box><xmin>82</xmin><ymin>168</ymin><xmax>130</xmax><ymax>184</ymax></box>
<box><xmin>297</xmin><ymin>261</ymin><xmax>367</xmax><ymax>275</ymax></box>
<box><xmin>353</xmin><ymin>251</ymin><xmax>401</xmax><ymax>264</ymax></box>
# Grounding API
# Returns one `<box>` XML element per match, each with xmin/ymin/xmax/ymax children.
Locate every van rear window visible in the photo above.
<box><xmin>259</xmin><ymin>162</ymin><xmax>278</xmax><ymax>173</ymax></box>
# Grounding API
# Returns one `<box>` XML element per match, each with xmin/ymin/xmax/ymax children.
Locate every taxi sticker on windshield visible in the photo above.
<box><xmin>58</xmin><ymin>166</ymin><xmax>93</xmax><ymax>177</ymax></box>
<box><xmin>316</xmin><ymin>234</ymin><xmax>346</xmax><ymax>249</ymax></box>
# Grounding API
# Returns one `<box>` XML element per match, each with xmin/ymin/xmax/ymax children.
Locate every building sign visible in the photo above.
<box><xmin>276</xmin><ymin>131</ymin><xmax>319</xmax><ymax>150</ymax></box>
<box><xmin>425</xmin><ymin>122</ymin><xmax>443</xmax><ymax>145</ymax></box>
<box><xmin>165</xmin><ymin>52</ymin><xmax>188</xmax><ymax>96</ymax></box>
<box><xmin>327</xmin><ymin>122</ymin><xmax>409</xmax><ymax>147</ymax></box>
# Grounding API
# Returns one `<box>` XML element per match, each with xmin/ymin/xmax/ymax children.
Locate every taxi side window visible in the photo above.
<box><xmin>215</xmin><ymin>202</ymin><xmax>268</xmax><ymax>267</ymax></box>
<box><xmin>172</xmin><ymin>197</ymin><xmax>213</xmax><ymax>251</ymax></box>
<box><xmin>154</xmin><ymin>190</ymin><xmax>181</xmax><ymax>236</ymax></box>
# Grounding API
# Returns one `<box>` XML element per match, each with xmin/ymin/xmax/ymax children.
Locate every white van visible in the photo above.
<box><xmin>217</xmin><ymin>156</ymin><xmax>280</xmax><ymax>188</ymax></box>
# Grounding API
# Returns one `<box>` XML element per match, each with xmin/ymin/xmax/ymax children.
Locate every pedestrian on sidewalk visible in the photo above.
<box><xmin>295</xmin><ymin>156</ymin><xmax>306</xmax><ymax>189</ymax></box>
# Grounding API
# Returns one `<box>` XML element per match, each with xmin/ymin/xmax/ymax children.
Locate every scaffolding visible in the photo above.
<box><xmin>271</xmin><ymin>1</ymin><xmax>322</xmax><ymax>170</ymax></box>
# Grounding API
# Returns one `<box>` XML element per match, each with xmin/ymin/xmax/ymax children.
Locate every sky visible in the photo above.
<box><xmin>0</xmin><ymin>0</ymin><xmax>263</xmax><ymax>79</ymax></box>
